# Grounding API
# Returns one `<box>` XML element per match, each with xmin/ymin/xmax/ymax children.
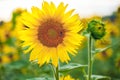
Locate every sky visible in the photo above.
<box><xmin>0</xmin><ymin>0</ymin><xmax>120</xmax><ymax>21</ymax></box>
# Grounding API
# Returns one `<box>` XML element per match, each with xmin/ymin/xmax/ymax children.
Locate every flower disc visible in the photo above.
<box><xmin>38</xmin><ymin>19</ymin><xmax>65</xmax><ymax>47</ymax></box>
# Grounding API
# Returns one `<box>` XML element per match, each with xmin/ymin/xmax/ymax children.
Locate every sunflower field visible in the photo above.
<box><xmin>0</xmin><ymin>1</ymin><xmax>120</xmax><ymax>80</ymax></box>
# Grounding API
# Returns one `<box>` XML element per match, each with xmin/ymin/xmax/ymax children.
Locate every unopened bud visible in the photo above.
<box><xmin>87</xmin><ymin>20</ymin><xmax>105</xmax><ymax>39</ymax></box>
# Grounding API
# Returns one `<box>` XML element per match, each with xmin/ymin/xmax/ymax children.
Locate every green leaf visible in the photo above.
<box><xmin>82</xmin><ymin>29</ymin><xmax>89</xmax><ymax>36</ymax></box>
<box><xmin>92</xmin><ymin>75</ymin><xmax>111</xmax><ymax>80</ymax></box>
<box><xmin>59</xmin><ymin>63</ymin><xmax>87</xmax><ymax>72</ymax></box>
<box><xmin>86</xmin><ymin>75</ymin><xmax>111</xmax><ymax>80</ymax></box>
<box><xmin>92</xmin><ymin>46</ymin><xmax>111</xmax><ymax>54</ymax></box>
<box><xmin>4</xmin><ymin>60</ymin><xmax>27</xmax><ymax>69</ymax></box>
<box><xmin>26</xmin><ymin>77</ymin><xmax>53</xmax><ymax>80</ymax></box>
<box><xmin>5</xmin><ymin>37</ymin><xmax>16</xmax><ymax>46</ymax></box>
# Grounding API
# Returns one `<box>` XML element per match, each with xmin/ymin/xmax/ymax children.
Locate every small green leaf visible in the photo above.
<box><xmin>92</xmin><ymin>75</ymin><xmax>111</xmax><ymax>80</ymax></box>
<box><xmin>59</xmin><ymin>63</ymin><xmax>87</xmax><ymax>72</ymax></box>
<box><xmin>92</xmin><ymin>46</ymin><xmax>111</xmax><ymax>54</ymax></box>
<box><xmin>85</xmin><ymin>75</ymin><xmax>111</xmax><ymax>80</ymax></box>
<box><xmin>26</xmin><ymin>77</ymin><xmax>53</xmax><ymax>80</ymax></box>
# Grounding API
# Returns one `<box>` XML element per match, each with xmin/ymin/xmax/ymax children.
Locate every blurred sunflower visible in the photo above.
<box><xmin>7</xmin><ymin>53</ymin><xmax>19</xmax><ymax>62</ymax></box>
<box><xmin>2</xmin><ymin>44</ymin><xmax>17</xmax><ymax>54</ymax></box>
<box><xmin>0</xmin><ymin>53</ymin><xmax>19</xmax><ymax>65</ymax></box>
<box><xmin>0</xmin><ymin>44</ymin><xmax>19</xmax><ymax>64</ymax></box>
<box><xmin>0</xmin><ymin>21</ymin><xmax>12</xmax><ymax>43</ymax></box>
<box><xmin>95</xmin><ymin>20</ymin><xmax>115</xmax><ymax>47</ymax></box>
<box><xmin>60</xmin><ymin>75</ymin><xmax>76</xmax><ymax>80</ymax></box>
<box><xmin>0</xmin><ymin>55</ymin><xmax>10</xmax><ymax>64</ymax></box>
<box><xmin>0</xmin><ymin>56</ymin><xmax>2</xmax><ymax>63</ymax></box>
<box><xmin>105</xmin><ymin>21</ymin><xmax>119</xmax><ymax>37</ymax></box>
<box><xmin>94</xmin><ymin>19</ymin><xmax>115</xmax><ymax>60</ymax></box>
<box><xmin>18</xmin><ymin>1</ymin><xmax>84</xmax><ymax>67</ymax></box>
<box><xmin>115</xmin><ymin>58</ymin><xmax>120</xmax><ymax>71</ymax></box>
<box><xmin>95</xmin><ymin>34</ymin><xmax>111</xmax><ymax>48</ymax></box>
<box><xmin>95</xmin><ymin>34</ymin><xmax>113</xmax><ymax>60</ymax></box>
<box><xmin>95</xmin><ymin>48</ymin><xmax>112</xmax><ymax>60</ymax></box>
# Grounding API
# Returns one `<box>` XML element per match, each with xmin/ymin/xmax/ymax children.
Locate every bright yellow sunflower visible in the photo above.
<box><xmin>60</xmin><ymin>75</ymin><xmax>76</xmax><ymax>80</ymax></box>
<box><xmin>18</xmin><ymin>1</ymin><xmax>84</xmax><ymax>67</ymax></box>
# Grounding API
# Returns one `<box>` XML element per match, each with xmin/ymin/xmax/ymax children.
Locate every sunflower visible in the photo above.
<box><xmin>95</xmin><ymin>48</ymin><xmax>112</xmax><ymax>60</ymax></box>
<box><xmin>95</xmin><ymin>34</ymin><xmax>111</xmax><ymax>48</ymax></box>
<box><xmin>0</xmin><ymin>54</ymin><xmax>19</xmax><ymax>65</ymax></box>
<box><xmin>0</xmin><ymin>55</ymin><xmax>11</xmax><ymax>64</ymax></box>
<box><xmin>115</xmin><ymin>58</ymin><xmax>120</xmax><ymax>70</ymax></box>
<box><xmin>18</xmin><ymin>1</ymin><xmax>84</xmax><ymax>67</ymax></box>
<box><xmin>94</xmin><ymin>22</ymin><xmax>113</xmax><ymax>60</ymax></box>
<box><xmin>105</xmin><ymin>21</ymin><xmax>120</xmax><ymax>37</ymax></box>
<box><xmin>1</xmin><ymin>53</ymin><xmax>19</xmax><ymax>64</ymax></box>
<box><xmin>0</xmin><ymin>53</ymin><xmax>19</xmax><ymax>65</ymax></box>
<box><xmin>0</xmin><ymin>55</ymin><xmax>11</xmax><ymax>65</ymax></box>
<box><xmin>0</xmin><ymin>44</ymin><xmax>19</xmax><ymax>64</ymax></box>
<box><xmin>95</xmin><ymin>31</ymin><xmax>113</xmax><ymax>60</ymax></box>
<box><xmin>0</xmin><ymin>21</ymin><xmax>12</xmax><ymax>43</ymax></box>
<box><xmin>2</xmin><ymin>44</ymin><xmax>17</xmax><ymax>54</ymax></box>
<box><xmin>60</xmin><ymin>75</ymin><xmax>75</xmax><ymax>80</ymax></box>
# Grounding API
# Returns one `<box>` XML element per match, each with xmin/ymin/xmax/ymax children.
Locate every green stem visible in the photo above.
<box><xmin>82</xmin><ymin>68</ymin><xmax>87</xmax><ymax>80</ymax></box>
<box><xmin>88</xmin><ymin>33</ymin><xmax>92</xmax><ymax>80</ymax></box>
<box><xmin>55</xmin><ymin>66</ymin><xmax>59</xmax><ymax>80</ymax></box>
<box><xmin>50</xmin><ymin>64</ymin><xmax>59</xmax><ymax>80</ymax></box>
<box><xmin>49</xmin><ymin>64</ymin><xmax>56</xmax><ymax>80</ymax></box>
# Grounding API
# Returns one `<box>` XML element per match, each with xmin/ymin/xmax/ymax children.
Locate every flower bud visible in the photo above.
<box><xmin>87</xmin><ymin>20</ymin><xmax>105</xmax><ymax>39</ymax></box>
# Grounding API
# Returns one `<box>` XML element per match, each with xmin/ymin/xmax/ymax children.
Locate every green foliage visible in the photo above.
<box><xmin>60</xmin><ymin>63</ymin><xmax>87</xmax><ymax>72</ymax></box>
<box><xmin>90</xmin><ymin>75</ymin><xmax>111</xmax><ymax>80</ymax></box>
<box><xmin>27</xmin><ymin>77</ymin><xmax>54</xmax><ymax>80</ymax></box>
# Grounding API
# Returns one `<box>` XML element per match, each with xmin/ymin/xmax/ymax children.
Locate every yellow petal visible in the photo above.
<box><xmin>57</xmin><ymin>44</ymin><xmax>70</xmax><ymax>63</ymax></box>
<box><xmin>29</xmin><ymin>44</ymin><xmax>43</xmax><ymax>61</ymax></box>
<box><xmin>54</xmin><ymin>2</ymin><xmax>68</xmax><ymax>19</ymax></box>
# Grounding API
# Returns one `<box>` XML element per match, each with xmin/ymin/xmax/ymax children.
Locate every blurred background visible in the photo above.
<box><xmin>0</xmin><ymin>0</ymin><xmax>120</xmax><ymax>80</ymax></box>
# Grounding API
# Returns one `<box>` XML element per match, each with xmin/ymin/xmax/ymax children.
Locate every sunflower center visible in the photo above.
<box><xmin>8</xmin><ymin>54</ymin><xmax>13</xmax><ymax>60</ymax></box>
<box><xmin>47</xmin><ymin>29</ymin><xmax>57</xmax><ymax>38</ymax></box>
<box><xmin>102</xmin><ymin>51</ymin><xmax>107</xmax><ymax>57</ymax></box>
<box><xmin>38</xmin><ymin>19</ymin><xmax>65</xmax><ymax>47</ymax></box>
